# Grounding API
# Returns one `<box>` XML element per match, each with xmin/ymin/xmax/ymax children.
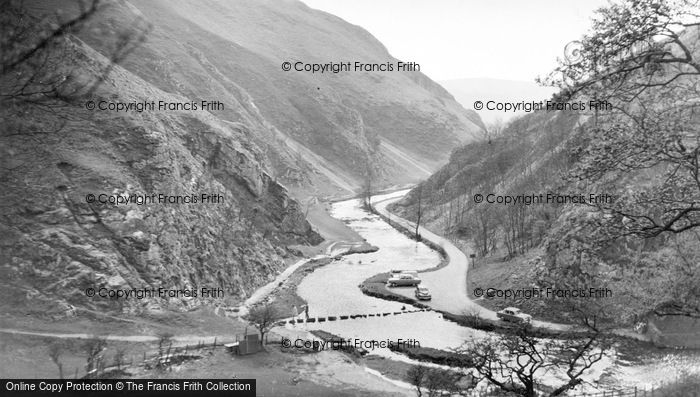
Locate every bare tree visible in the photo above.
<box><xmin>535</xmin><ymin>0</ymin><xmax>700</xmax><ymax>320</ymax></box>
<box><xmin>0</xmin><ymin>0</ymin><xmax>150</xmax><ymax>175</ymax></box>
<box><xmin>455</xmin><ymin>326</ymin><xmax>608</xmax><ymax>397</ymax></box>
<box><xmin>362</xmin><ymin>160</ymin><xmax>374</xmax><ymax>210</ymax></box>
<box><xmin>469</xmin><ymin>205</ymin><xmax>497</xmax><ymax>257</ymax></box>
<box><xmin>414</xmin><ymin>184</ymin><xmax>423</xmax><ymax>240</ymax></box>
<box><xmin>1</xmin><ymin>0</ymin><xmax>101</xmax><ymax>74</ymax></box>
<box><xmin>84</xmin><ymin>335</ymin><xmax>107</xmax><ymax>378</ymax></box>
<box><xmin>406</xmin><ymin>364</ymin><xmax>468</xmax><ymax>397</ymax></box>
<box><xmin>482</xmin><ymin>118</ymin><xmax>505</xmax><ymax>144</ymax></box>
<box><xmin>423</xmin><ymin>367</ymin><xmax>464</xmax><ymax>397</ymax></box>
<box><xmin>406</xmin><ymin>364</ymin><xmax>429</xmax><ymax>397</ymax></box>
<box><xmin>112</xmin><ymin>348</ymin><xmax>126</xmax><ymax>372</ymax></box>
<box><xmin>546</xmin><ymin>224</ymin><xmax>700</xmax><ymax>322</ymax></box>
<box><xmin>1</xmin><ymin>0</ymin><xmax>150</xmax><ymax>113</ymax></box>
<box><xmin>154</xmin><ymin>332</ymin><xmax>174</xmax><ymax>371</ymax></box>
<box><xmin>157</xmin><ymin>332</ymin><xmax>174</xmax><ymax>353</ymax></box>
<box><xmin>542</xmin><ymin>0</ymin><xmax>700</xmax><ymax>101</ymax></box>
<box><xmin>541</xmin><ymin>0</ymin><xmax>700</xmax><ymax>239</ymax></box>
<box><xmin>48</xmin><ymin>342</ymin><xmax>64</xmax><ymax>379</ymax></box>
<box><xmin>502</xmin><ymin>203</ymin><xmax>530</xmax><ymax>258</ymax></box>
<box><xmin>246</xmin><ymin>302</ymin><xmax>279</xmax><ymax>346</ymax></box>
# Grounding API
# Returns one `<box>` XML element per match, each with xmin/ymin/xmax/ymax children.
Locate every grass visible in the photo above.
<box><xmin>0</xmin><ymin>306</ymin><xmax>253</xmax><ymax>378</ymax></box>
<box><xmin>363</xmin><ymin>354</ymin><xmax>415</xmax><ymax>386</ymax></box>
<box><xmin>128</xmin><ymin>344</ymin><xmax>407</xmax><ymax>397</ymax></box>
<box><xmin>0</xmin><ymin>305</ymin><xmax>244</xmax><ymax>338</ymax></box>
<box><xmin>388</xmin><ymin>344</ymin><xmax>472</xmax><ymax>367</ymax></box>
<box><xmin>0</xmin><ymin>332</ymin><xmax>155</xmax><ymax>379</ymax></box>
<box><xmin>653</xmin><ymin>373</ymin><xmax>700</xmax><ymax>397</ymax></box>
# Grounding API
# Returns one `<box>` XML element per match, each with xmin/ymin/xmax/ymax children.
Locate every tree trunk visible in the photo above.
<box><xmin>415</xmin><ymin>186</ymin><xmax>423</xmax><ymax>240</ymax></box>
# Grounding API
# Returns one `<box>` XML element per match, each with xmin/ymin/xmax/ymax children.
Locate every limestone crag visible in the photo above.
<box><xmin>0</xmin><ymin>36</ymin><xmax>320</xmax><ymax>319</ymax></box>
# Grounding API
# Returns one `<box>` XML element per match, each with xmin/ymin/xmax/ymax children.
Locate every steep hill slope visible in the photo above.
<box><xmin>392</xmin><ymin>16</ymin><xmax>700</xmax><ymax>342</ymax></box>
<box><xmin>1</xmin><ymin>33</ymin><xmax>323</xmax><ymax>317</ymax></box>
<box><xmin>0</xmin><ymin>0</ymin><xmax>484</xmax><ymax>318</ymax></box>
<box><xmin>392</xmin><ymin>107</ymin><xmax>700</xmax><ymax>345</ymax></box>
<box><xmin>440</xmin><ymin>78</ymin><xmax>556</xmax><ymax>124</ymax></box>
<box><xmin>0</xmin><ymin>3</ymin><xmax>322</xmax><ymax>319</ymax></box>
<box><xmin>73</xmin><ymin>0</ymin><xmax>484</xmax><ymax>197</ymax></box>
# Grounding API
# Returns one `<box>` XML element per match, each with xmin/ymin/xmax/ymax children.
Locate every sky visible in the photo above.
<box><xmin>301</xmin><ymin>0</ymin><xmax>609</xmax><ymax>82</ymax></box>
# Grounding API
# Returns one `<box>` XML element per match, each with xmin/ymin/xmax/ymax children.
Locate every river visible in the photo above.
<box><xmin>292</xmin><ymin>191</ymin><xmax>700</xmax><ymax>393</ymax></box>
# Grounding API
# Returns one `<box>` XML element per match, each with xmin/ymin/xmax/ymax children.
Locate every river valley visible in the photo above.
<box><xmin>289</xmin><ymin>190</ymin><xmax>700</xmax><ymax>394</ymax></box>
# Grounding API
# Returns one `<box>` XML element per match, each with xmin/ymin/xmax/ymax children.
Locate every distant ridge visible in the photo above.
<box><xmin>440</xmin><ymin>77</ymin><xmax>556</xmax><ymax>125</ymax></box>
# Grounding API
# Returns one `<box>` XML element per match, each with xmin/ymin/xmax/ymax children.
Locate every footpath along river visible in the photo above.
<box><xmin>291</xmin><ymin>190</ymin><xmax>700</xmax><ymax>392</ymax></box>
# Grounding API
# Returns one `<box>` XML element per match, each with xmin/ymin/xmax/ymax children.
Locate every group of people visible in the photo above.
<box><xmin>292</xmin><ymin>304</ymin><xmax>310</xmax><ymax>322</ymax></box>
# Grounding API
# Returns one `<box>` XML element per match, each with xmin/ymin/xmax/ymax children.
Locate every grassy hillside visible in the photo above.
<box><xmin>392</xmin><ymin>7</ymin><xmax>700</xmax><ymax>341</ymax></box>
<box><xmin>393</xmin><ymin>90</ymin><xmax>699</xmax><ymax>343</ymax></box>
<box><xmin>0</xmin><ymin>0</ymin><xmax>485</xmax><ymax>319</ymax></box>
<box><xmin>60</xmin><ymin>0</ymin><xmax>484</xmax><ymax>197</ymax></box>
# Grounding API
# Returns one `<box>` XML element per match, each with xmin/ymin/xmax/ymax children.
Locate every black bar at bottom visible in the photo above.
<box><xmin>1</xmin><ymin>379</ymin><xmax>256</xmax><ymax>397</ymax></box>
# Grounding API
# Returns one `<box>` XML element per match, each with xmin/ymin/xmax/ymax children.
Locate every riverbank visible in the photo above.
<box><xmin>357</xmin><ymin>272</ymin><xmax>629</xmax><ymax>341</ymax></box>
<box><xmin>128</xmin><ymin>339</ymin><xmax>411</xmax><ymax>397</ymax></box>
<box><xmin>367</xmin><ymin>205</ymin><xmax>449</xmax><ymax>274</ymax></box>
<box><xmin>276</xmin><ymin>191</ymin><xmax>698</xmax><ymax>394</ymax></box>
<box><xmin>367</xmin><ymin>194</ymin><xmax>659</xmax><ymax>347</ymax></box>
<box><xmin>359</xmin><ymin>272</ymin><xmax>429</xmax><ymax>309</ymax></box>
<box><xmin>244</xmin><ymin>245</ymin><xmax>380</xmax><ymax>322</ymax></box>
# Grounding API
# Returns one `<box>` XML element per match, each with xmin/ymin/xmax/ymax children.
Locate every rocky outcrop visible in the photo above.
<box><xmin>0</xmin><ymin>0</ymin><xmax>484</xmax><ymax>320</ymax></box>
<box><xmin>76</xmin><ymin>0</ymin><xmax>483</xmax><ymax>194</ymax></box>
<box><xmin>0</xmin><ymin>35</ymin><xmax>320</xmax><ymax>319</ymax></box>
